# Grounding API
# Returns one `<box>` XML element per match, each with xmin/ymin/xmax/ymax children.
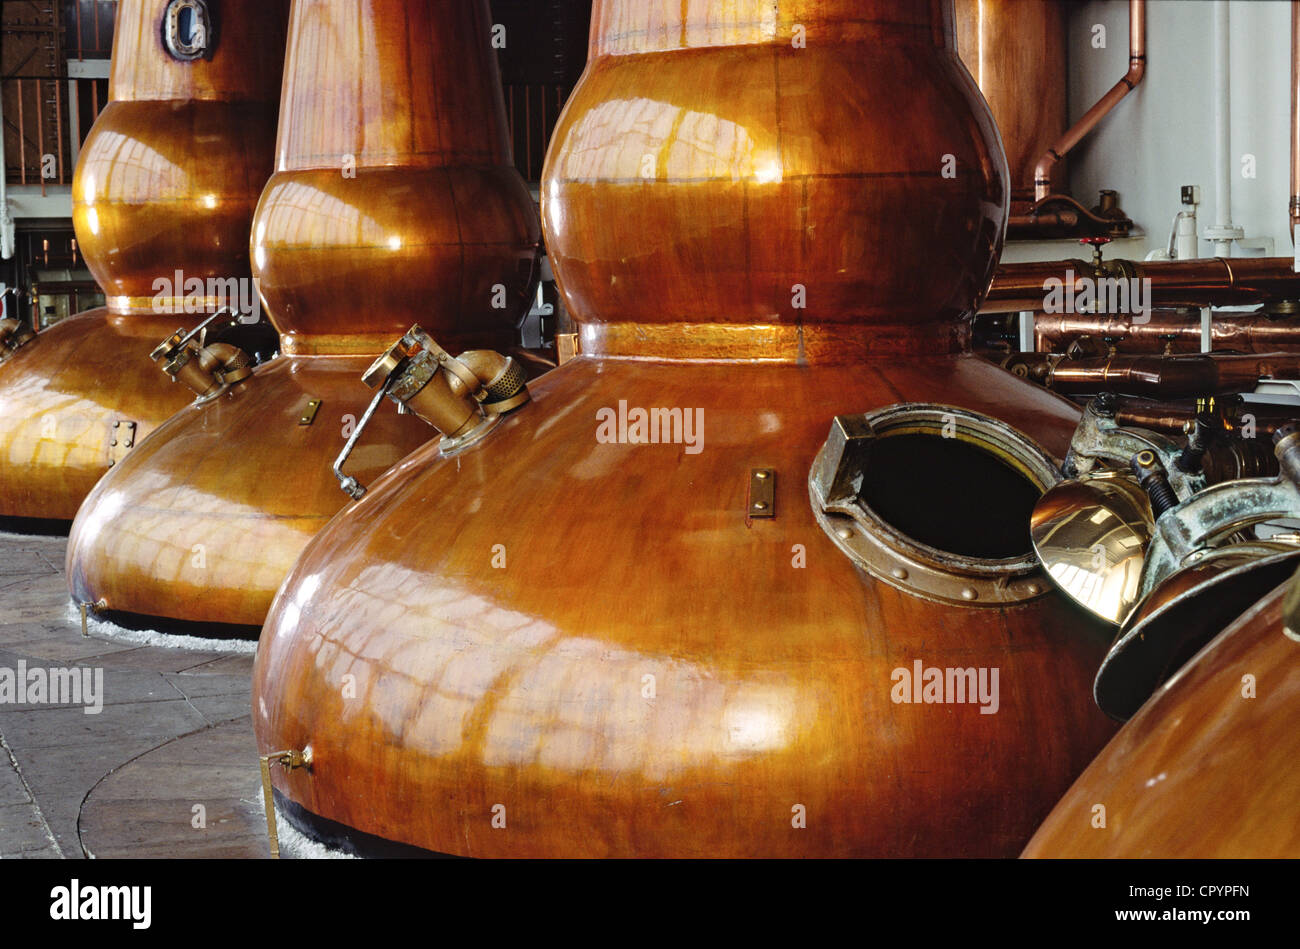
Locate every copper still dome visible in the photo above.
<box><xmin>251</xmin><ymin>0</ymin><xmax>1118</xmax><ymax>856</ymax></box>
<box><xmin>0</xmin><ymin>0</ymin><xmax>287</xmax><ymax>523</ymax></box>
<box><xmin>64</xmin><ymin>0</ymin><xmax>541</xmax><ymax>629</ymax></box>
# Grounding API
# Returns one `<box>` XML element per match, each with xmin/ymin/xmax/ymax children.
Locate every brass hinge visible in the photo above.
<box><xmin>748</xmin><ymin>468</ymin><xmax>776</xmax><ymax>518</ymax></box>
<box><xmin>299</xmin><ymin>399</ymin><xmax>322</xmax><ymax>426</ymax></box>
<box><xmin>107</xmin><ymin>421</ymin><xmax>136</xmax><ymax>467</ymax></box>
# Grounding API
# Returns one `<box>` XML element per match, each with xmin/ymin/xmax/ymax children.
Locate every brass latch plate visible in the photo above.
<box><xmin>749</xmin><ymin>468</ymin><xmax>776</xmax><ymax>518</ymax></box>
<box><xmin>299</xmin><ymin>399</ymin><xmax>322</xmax><ymax>426</ymax></box>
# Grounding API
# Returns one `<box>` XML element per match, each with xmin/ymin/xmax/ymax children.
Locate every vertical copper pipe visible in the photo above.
<box><xmin>1034</xmin><ymin>0</ymin><xmax>1146</xmax><ymax>202</ymax></box>
<box><xmin>38</xmin><ymin>81</ymin><xmax>46</xmax><ymax>198</ymax></box>
<box><xmin>17</xmin><ymin>80</ymin><xmax>25</xmax><ymax>186</ymax></box>
<box><xmin>55</xmin><ymin>82</ymin><xmax>63</xmax><ymax>185</ymax></box>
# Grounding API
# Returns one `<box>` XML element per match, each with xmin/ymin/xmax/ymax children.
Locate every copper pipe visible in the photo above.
<box><xmin>982</xmin><ymin>257</ymin><xmax>1300</xmax><ymax>314</ymax></box>
<box><xmin>1042</xmin><ymin>352</ymin><xmax>1300</xmax><ymax>398</ymax></box>
<box><xmin>38</xmin><ymin>79</ymin><xmax>46</xmax><ymax>198</ymax></box>
<box><xmin>1292</xmin><ymin>0</ymin><xmax>1300</xmax><ymax>243</ymax></box>
<box><xmin>1007</xmin><ymin>211</ymin><xmax>1079</xmax><ymax>230</ymax></box>
<box><xmin>1034</xmin><ymin>309</ymin><xmax>1300</xmax><ymax>354</ymax></box>
<box><xmin>17</xmin><ymin>79</ymin><xmax>25</xmax><ymax>186</ymax></box>
<box><xmin>1034</xmin><ymin>0</ymin><xmax>1146</xmax><ymax>202</ymax></box>
<box><xmin>1113</xmin><ymin>399</ymin><xmax>1297</xmax><ymax>439</ymax></box>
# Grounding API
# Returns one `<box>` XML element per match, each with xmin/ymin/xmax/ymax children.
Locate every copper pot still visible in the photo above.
<box><xmin>64</xmin><ymin>0</ymin><xmax>542</xmax><ymax>630</ymax></box>
<box><xmin>253</xmin><ymin>0</ymin><xmax>1117</xmax><ymax>858</ymax></box>
<box><xmin>956</xmin><ymin>0</ymin><xmax>1142</xmax><ymax>237</ymax></box>
<box><xmin>0</xmin><ymin>0</ymin><xmax>288</xmax><ymax>523</ymax></box>
<box><xmin>1024</xmin><ymin>573</ymin><xmax>1300</xmax><ymax>857</ymax></box>
<box><xmin>955</xmin><ymin>0</ymin><xmax>1068</xmax><ymax>214</ymax></box>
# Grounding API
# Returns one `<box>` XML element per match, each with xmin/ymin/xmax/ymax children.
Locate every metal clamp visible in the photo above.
<box><xmin>1064</xmin><ymin>394</ymin><xmax>1206</xmax><ymax>501</ymax></box>
<box><xmin>1138</xmin><ymin>428</ymin><xmax>1300</xmax><ymax>600</ymax></box>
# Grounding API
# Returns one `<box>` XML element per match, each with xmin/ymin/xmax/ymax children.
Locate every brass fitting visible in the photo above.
<box><xmin>0</xmin><ymin>319</ymin><xmax>36</xmax><ymax>361</ymax></box>
<box><xmin>361</xmin><ymin>325</ymin><xmax>529</xmax><ymax>448</ymax></box>
<box><xmin>151</xmin><ymin>312</ymin><xmax>254</xmax><ymax>405</ymax></box>
<box><xmin>258</xmin><ymin>746</ymin><xmax>313</xmax><ymax>859</ymax></box>
<box><xmin>334</xmin><ymin>325</ymin><xmax>530</xmax><ymax>498</ymax></box>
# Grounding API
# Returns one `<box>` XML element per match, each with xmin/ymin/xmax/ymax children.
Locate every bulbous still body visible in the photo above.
<box><xmin>0</xmin><ymin>0</ymin><xmax>288</xmax><ymax>523</ymax></box>
<box><xmin>1024</xmin><ymin>577</ymin><xmax>1300</xmax><ymax>858</ymax></box>
<box><xmin>65</xmin><ymin>0</ymin><xmax>541</xmax><ymax>629</ymax></box>
<box><xmin>253</xmin><ymin>0</ymin><xmax>1117</xmax><ymax>857</ymax></box>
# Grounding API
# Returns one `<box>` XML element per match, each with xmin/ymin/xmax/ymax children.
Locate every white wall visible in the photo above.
<box><xmin>1001</xmin><ymin>0</ymin><xmax>1293</xmax><ymax>264</ymax></box>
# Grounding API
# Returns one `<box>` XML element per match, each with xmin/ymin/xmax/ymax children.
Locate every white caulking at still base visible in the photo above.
<box><xmin>257</xmin><ymin>797</ymin><xmax>358</xmax><ymax>860</ymax></box>
<box><xmin>67</xmin><ymin>601</ymin><xmax>258</xmax><ymax>656</ymax></box>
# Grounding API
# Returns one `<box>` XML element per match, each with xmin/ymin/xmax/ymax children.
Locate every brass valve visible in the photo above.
<box><xmin>0</xmin><ymin>319</ymin><xmax>36</xmax><ymax>361</ymax></box>
<box><xmin>361</xmin><ymin>325</ymin><xmax>530</xmax><ymax>439</ymax></box>
<box><xmin>150</xmin><ymin>308</ymin><xmax>255</xmax><ymax>405</ymax></box>
<box><xmin>334</xmin><ymin>325</ymin><xmax>530</xmax><ymax>499</ymax></box>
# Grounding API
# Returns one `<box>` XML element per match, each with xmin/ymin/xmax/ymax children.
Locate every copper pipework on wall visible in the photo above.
<box><xmin>1111</xmin><ymin>397</ymin><xmax>1296</xmax><ymax>442</ymax></box>
<box><xmin>1033</xmin><ymin>308</ymin><xmax>1300</xmax><ymax>354</ymax></box>
<box><xmin>982</xmin><ymin>257</ymin><xmax>1300</xmax><ymax>314</ymax></box>
<box><xmin>1007</xmin><ymin>211</ymin><xmax>1078</xmax><ymax>231</ymax></box>
<box><xmin>1034</xmin><ymin>0</ymin><xmax>1146</xmax><ymax>203</ymax></box>
<box><xmin>1007</xmin><ymin>351</ymin><xmax>1300</xmax><ymax>398</ymax></box>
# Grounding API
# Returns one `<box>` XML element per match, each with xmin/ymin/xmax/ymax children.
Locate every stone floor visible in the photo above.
<box><xmin>0</xmin><ymin>532</ymin><xmax>271</xmax><ymax>859</ymax></box>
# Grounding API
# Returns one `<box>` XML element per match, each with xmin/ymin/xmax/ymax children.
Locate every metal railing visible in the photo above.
<box><xmin>504</xmin><ymin>83</ymin><xmax>572</xmax><ymax>184</ymax></box>
<box><xmin>68</xmin><ymin>0</ymin><xmax>118</xmax><ymax>60</ymax></box>
<box><xmin>3</xmin><ymin>74</ymin><xmax>107</xmax><ymax>191</ymax></box>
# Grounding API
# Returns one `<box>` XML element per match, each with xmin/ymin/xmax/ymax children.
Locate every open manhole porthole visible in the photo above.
<box><xmin>809</xmin><ymin>404</ymin><xmax>1063</xmax><ymax>606</ymax></box>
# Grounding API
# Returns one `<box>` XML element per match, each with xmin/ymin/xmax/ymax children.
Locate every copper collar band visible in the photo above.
<box><xmin>577</xmin><ymin>321</ymin><xmax>970</xmax><ymax>363</ymax></box>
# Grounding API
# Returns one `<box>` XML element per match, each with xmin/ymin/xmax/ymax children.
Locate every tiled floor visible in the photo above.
<box><xmin>0</xmin><ymin>532</ymin><xmax>269</xmax><ymax>858</ymax></box>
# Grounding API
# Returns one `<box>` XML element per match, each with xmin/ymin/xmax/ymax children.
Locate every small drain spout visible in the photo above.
<box><xmin>79</xmin><ymin>599</ymin><xmax>107</xmax><ymax>638</ymax></box>
<box><xmin>259</xmin><ymin>747</ymin><xmax>313</xmax><ymax>860</ymax></box>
